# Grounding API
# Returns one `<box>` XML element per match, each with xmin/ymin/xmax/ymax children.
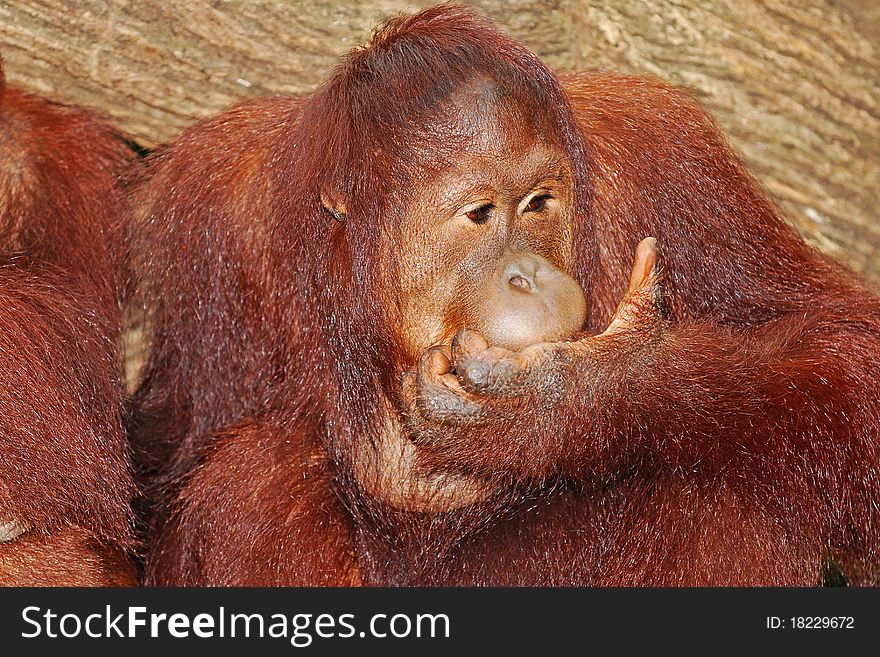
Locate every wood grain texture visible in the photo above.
<box><xmin>1</xmin><ymin>0</ymin><xmax>878</xmax><ymax>279</ymax></box>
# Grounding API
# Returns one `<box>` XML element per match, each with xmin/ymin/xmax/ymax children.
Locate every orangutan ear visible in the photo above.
<box><xmin>320</xmin><ymin>190</ymin><xmax>347</xmax><ymax>223</ymax></box>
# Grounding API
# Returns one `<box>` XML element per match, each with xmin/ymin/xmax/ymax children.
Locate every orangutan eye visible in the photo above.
<box><xmin>524</xmin><ymin>193</ymin><xmax>551</xmax><ymax>213</ymax></box>
<box><xmin>466</xmin><ymin>204</ymin><xmax>494</xmax><ymax>225</ymax></box>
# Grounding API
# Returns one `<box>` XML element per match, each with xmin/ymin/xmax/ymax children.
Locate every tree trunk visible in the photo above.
<box><xmin>1</xmin><ymin>0</ymin><xmax>878</xmax><ymax>280</ymax></box>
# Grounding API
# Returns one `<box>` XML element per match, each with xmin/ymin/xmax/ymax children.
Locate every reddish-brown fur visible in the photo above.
<box><xmin>131</xmin><ymin>5</ymin><xmax>880</xmax><ymax>586</ymax></box>
<box><xmin>0</xmin><ymin>63</ymin><xmax>136</xmax><ymax>585</ymax></box>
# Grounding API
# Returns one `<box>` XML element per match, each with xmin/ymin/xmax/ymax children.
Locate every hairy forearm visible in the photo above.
<box><xmin>432</xmin><ymin>314</ymin><xmax>874</xmax><ymax>504</ymax></box>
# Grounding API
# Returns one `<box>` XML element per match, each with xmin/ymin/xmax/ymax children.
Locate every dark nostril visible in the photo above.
<box><xmin>509</xmin><ymin>274</ymin><xmax>532</xmax><ymax>291</ymax></box>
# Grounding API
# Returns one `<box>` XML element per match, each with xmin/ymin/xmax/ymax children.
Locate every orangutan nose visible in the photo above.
<box><xmin>502</xmin><ymin>253</ymin><xmax>542</xmax><ymax>293</ymax></box>
<box><xmin>509</xmin><ymin>274</ymin><xmax>532</xmax><ymax>290</ymax></box>
<box><xmin>476</xmin><ymin>250</ymin><xmax>588</xmax><ymax>352</ymax></box>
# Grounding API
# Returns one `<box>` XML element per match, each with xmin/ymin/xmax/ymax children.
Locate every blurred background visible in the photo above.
<box><xmin>1</xmin><ymin>1</ymin><xmax>878</xmax><ymax>280</ymax></box>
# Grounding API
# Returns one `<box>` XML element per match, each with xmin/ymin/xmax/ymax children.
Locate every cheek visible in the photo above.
<box><xmin>391</xmin><ymin>227</ymin><xmax>476</xmax><ymax>358</ymax></box>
